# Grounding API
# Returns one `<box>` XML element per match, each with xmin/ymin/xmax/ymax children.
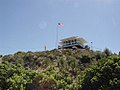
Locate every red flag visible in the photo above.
<box><xmin>58</xmin><ymin>23</ymin><xmax>64</xmax><ymax>26</ymax></box>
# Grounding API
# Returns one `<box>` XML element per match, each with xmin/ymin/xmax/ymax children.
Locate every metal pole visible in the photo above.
<box><xmin>91</xmin><ymin>42</ymin><xmax>93</xmax><ymax>50</ymax></box>
<box><xmin>44</xmin><ymin>45</ymin><xmax>46</xmax><ymax>51</ymax></box>
<box><xmin>56</xmin><ymin>25</ymin><xmax>59</xmax><ymax>48</ymax></box>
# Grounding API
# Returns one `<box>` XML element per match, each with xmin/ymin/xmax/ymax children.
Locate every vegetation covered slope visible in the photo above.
<box><xmin>0</xmin><ymin>48</ymin><xmax>120</xmax><ymax>90</ymax></box>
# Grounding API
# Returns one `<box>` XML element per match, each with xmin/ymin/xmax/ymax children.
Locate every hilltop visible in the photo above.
<box><xmin>0</xmin><ymin>48</ymin><xmax>120</xmax><ymax>90</ymax></box>
<box><xmin>1</xmin><ymin>49</ymin><xmax>99</xmax><ymax>70</ymax></box>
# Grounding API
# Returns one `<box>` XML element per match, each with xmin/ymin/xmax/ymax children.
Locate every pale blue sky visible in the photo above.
<box><xmin>0</xmin><ymin>0</ymin><xmax>120</xmax><ymax>55</ymax></box>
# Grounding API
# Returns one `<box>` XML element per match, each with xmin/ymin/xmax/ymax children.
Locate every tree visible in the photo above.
<box><xmin>104</xmin><ymin>48</ymin><xmax>112</xmax><ymax>57</ymax></box>
<box><xmin>0</xmin><ymin>62</ymin><xmax>37</xmax><ymax>90</ymax></box>
<box><xmin>79</xmin><ymin>55</ymin><xmax>120</xmax><ymax>90</ymax></box>
<box><xmin>95</xmin><ymin>51</ymin><xmax>105</xmax><ymax>60</ymax></box>
<box><xmin>119</xmin><ymin>51</ymin><xmax>120</xmax><ymax>56</ymax></box>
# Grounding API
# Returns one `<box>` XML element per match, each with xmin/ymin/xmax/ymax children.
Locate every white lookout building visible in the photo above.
<box><xmin>58</xmin><ymin>36</ymin><xmax>87</xmax><ymax>49</ymax></box>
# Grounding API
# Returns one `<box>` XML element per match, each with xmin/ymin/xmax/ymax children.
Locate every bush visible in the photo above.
<box><xmin>79</xmin><ymin>55</ymin><xmax>120</xmax><ymax>90</ymax></box>
<box><xmin>0</xmin><ymin>62</ymin><xmax>37</xmax><ymax>90</ymax></box>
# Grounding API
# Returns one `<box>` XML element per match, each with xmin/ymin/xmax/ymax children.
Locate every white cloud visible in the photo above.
<box><xmin>39</xmin><ymin>21</ymin><xmax>47</xmax><ymax>30</ymax></box>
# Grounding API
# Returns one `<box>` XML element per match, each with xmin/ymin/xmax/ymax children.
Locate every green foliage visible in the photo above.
<box><xmin>79</xmin><ymin>55</ymin><xmax>120</xmax><ymax>90</ymax></box>
<box><xmin>33</xmin><ymin>72</ymin><xmax>57</xmax><ymax>90</ymax></box>
<box><xmin>0</xmin><ymin>55</ymin><xmax>2</xmax><ymax>58</ymax></box>
<box><xmin>0</xmin><ymin>62</ymin><xmax>36</xmax><ymax>90</ymax></box>
<box><xmin>95</xmin><ymin>51</ymin><xmax>106</xmax><ymax>60</ymax></box>
<box><xmin>104</xmin><ymin>48</ymin><xmax>112</xmax><ymax>57</ymax></box>
<box><xmin>33</xmin><ymin>64</ymin><xmax>80</xmax><ymax>90</ymax></box>
<box><xmin>1</xmin><ymin>49</ymin><xmax>119</xmax><ymax>90</ymax></box>
<box><xmin>80</xmin><ymin>54</ymin><xmax>92</xmax><ymax>63</ymax></box>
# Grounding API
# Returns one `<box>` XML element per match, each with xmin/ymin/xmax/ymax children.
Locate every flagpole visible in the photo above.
<box><xmin>56</xmin><ymin>24</ymin><xmax>59</xmax><ymax>49</ymax></box>
<box><xmin>55</xmin><ymin>23</ymin><xmax>64</xmax><ymax>49</ymax></box>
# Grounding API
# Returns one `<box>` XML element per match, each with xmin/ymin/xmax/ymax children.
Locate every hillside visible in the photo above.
<box><xmin>0</xmin><ymin>48</ymin><xmax>120</xmax><ymax>90</ymax></box>
<box><xmin>2</xmin><ymin>49</ymin><xmax>96</xmax><ymax>69</ymax></box>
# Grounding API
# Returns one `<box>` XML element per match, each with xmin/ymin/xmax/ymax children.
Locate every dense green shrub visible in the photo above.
<box><xmin>79</xmin><ymin>55</ymin><xmax>120</xmax><ymax>90</ymax></box>
<box><xmin>0</xmin><ymin>62</ymin><xmax>36</xmax><ymax>90</ymax></box>
<box><xmin>1</xmin><ymin>49</ymin><xmax>119</xmax><ymax>90</ymax></box>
